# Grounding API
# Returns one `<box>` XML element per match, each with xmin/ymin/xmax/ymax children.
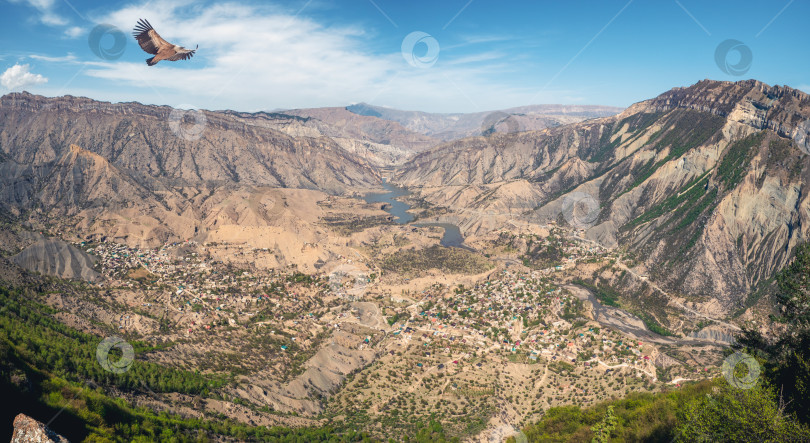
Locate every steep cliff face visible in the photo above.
<box><xmin>396</xmin><ymin>80</ymin><xmax>810</xmax><ymax>310</ymax></box>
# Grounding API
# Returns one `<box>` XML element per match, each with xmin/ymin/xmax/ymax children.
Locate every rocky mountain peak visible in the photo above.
<box><xmin>633</xmin><ymin>79</ymin><xmax>810</xmax><ymax>140</ymax></box>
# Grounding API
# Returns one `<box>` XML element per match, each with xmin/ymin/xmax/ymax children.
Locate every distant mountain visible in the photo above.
<box><xmin>395</xmin><ymin>79</ymin><xmax>810</xmax><ymax>310</ymax></box>
<box><xmin>346</xmin><ymin>102</ymin><xmax>624</xmax><ymax>141</ymax></box>
<box><xmin>281</xmin><ymin>106</ymin><xmax>440</xmax><ymax>153</ymax></box>
<box><xmin>0</xmin><ymin>93</ymin><xmax>381</xmax><ymax>193</ymax></box>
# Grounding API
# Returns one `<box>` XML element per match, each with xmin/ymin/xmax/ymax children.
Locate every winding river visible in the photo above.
<box><xmin>364</xmin><ymin>182</ymin><xmax>467</xmax><ymax>249</ymax></box>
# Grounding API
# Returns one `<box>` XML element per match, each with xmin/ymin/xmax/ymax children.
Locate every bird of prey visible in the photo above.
<box><xmin>132</xmin><ymin>19</ymin><xmax>197</xmax><ymax>66</ymax></box>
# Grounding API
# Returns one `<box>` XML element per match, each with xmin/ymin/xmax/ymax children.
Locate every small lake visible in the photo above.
<box><xmin>363</xmin><ymin>182</ymin><xmax>414</xmax><ymax>224</ymax></box>
<box><xmin>363</xmin><ymin>182</ymin><xmax>467</xmax><ymax>249</ymax></box>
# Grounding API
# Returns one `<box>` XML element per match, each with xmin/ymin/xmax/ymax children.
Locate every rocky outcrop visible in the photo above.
<box><xmin>689</xmin><ymin>326</ymin><xmax>737</xmax><ymax>344</ymax></box>
<box><xmin>10</xmin><ymin>413</ymin><xmax>69</xmax><ymax>443</ymax></box>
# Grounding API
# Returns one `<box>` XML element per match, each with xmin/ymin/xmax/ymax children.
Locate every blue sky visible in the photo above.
<box><xmin>0</xmin><ymin>0</ymin><xmax>807</xmax><ymax>113</ymax></box>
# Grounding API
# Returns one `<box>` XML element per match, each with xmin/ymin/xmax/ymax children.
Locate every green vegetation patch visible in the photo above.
<box><xmin>0</xmin><ymin>286</ymin><xmax>229</xmax><ymax>396</ymax></box>
<box><xmin>717</xmin><ymin>131</ymin><xmax>765</xmax><ymax>188</ymax></box>
<box><xmin>322</xmin><ymin>214</ymin><xmax>393</xmax><ymax>235</ymax></box>
<box><xmin>513</xmin><ymin>379</ymin><xmax>810</xmax><ymax>442</ymax></box>
<box><xmin>620</xmin><ymin>110</ymin><xmax>725</xmax><ymax>195</ymax></box>
<box><xmin>632</xmin><ymin>310</ymin><xmax>674</xmax><ymax>336</ymax></box>
<box><xmin>572</xmin><ymin>279</ymin><xmax>621</xmax><ymax>307</ymax></box>
<box><xmin>590</xmin><ymin>112</ymin><xmax>663</xmax><ymax>163</ymax></box>
<box><xmin>380</xmin><ymin>245</ymin><xmax>492</xmax><ymax>277</ymax></box>
<box><xmin>0</xmin><ymin>285</ymin><xmax>376</xmax><ymax>442</ymax></box>
<box><xmin>622</xmin><ymin>169</ymin><xmax>712</xmax><ymax>232</ymax></box>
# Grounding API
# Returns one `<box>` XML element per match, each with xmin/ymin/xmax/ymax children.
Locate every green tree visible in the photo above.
<box><xmin>590</xmin><ymin>406</ymin><xmax>617</xmax><ymax>443</ymax></box>
<box><xmin>674</xmin><ymin>381</ymin><xmax>810</xmax><ymax>442</ymax></box>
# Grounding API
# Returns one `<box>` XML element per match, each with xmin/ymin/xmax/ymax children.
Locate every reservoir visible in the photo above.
<box><xmin>364</xmin><ymin>182</ymin><xmax>467</xmax><ymax>249</ymax></box>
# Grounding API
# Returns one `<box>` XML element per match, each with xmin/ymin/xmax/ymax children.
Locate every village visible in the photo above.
<box><xmin>74</xmin><ymin>231</ymin><xmax>720</xmax><ymax>436</ymax></box>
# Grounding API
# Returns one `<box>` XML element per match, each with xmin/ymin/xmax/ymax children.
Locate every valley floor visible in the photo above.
<box><xmin>0</xmin><ymin>195</ymin><xmax>739</xmax><ymax>441</ymax></box>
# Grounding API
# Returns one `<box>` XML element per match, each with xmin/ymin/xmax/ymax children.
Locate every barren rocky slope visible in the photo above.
<box><xmin>11</xmin><ymin>237</ymin><xmax>100</xmax><ymax>282</ymax></box>
<box><xmin>395</xmin><ymin>79</ymin><xmax>810</xmax><ymax>311</ymax></box>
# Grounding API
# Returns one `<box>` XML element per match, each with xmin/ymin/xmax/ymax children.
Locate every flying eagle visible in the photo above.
<box><xmin>133</xmin><ymin>19</ymin><xmax>197</xmax><ymax>66</ymax></box>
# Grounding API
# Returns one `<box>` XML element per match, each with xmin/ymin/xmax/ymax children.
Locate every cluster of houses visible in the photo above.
<box><xmin>378</xmin><ymin>269</ymin><xmax>660</xmax><ymax>381</ymax></box>
<box><xmin>83</xmin><ymin>240</ymin><xmax>329</xmax><ymax>339</ymax></box>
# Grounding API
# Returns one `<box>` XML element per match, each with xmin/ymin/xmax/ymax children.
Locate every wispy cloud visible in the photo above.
<box><xmin>441</xmin><ymin>34</ymin><xmax>514</xmax><ymax>51</ymax></box>
<box><xmin>80</xmin><ymin>1</ymin><xmax>537</xmax><ymax>112</ymax></box>
<box><xmin>443</xmin><ymin>51</ymin><xmax>506</xmax><ymax>66</ymax></box>
<box><xmin>29</xmin><ymin>53</ymin><xmax>78</xmax><ymax>63</ymax></box>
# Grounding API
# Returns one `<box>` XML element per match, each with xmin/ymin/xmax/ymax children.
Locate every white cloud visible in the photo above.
<box><xmin>9</xmin><ymin>0</ymin><xmax>68</xmax><ymax>26</ymax></box>
<box><xmin>1</xmin><ymin>64</ymin><xmax>48</xmax><ymax>91</ymax></box>
<box><xmin>29</xmin><ymin>54</ymin><xmax>77</xmax><ymax>63</ymax></box>
<box><xmin>81</xmin><ymin>1</ymin><xmax>541</xmax><ymax>113</ymax></box>
<box><xmin>64</xmin><ymin>26</ymin><xmax>83</xmax><ymax>38</ymax></box>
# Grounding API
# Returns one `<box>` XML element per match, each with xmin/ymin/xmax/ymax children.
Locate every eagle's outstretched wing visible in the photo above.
<box><xmin>167</xmin><ymin>45</ymin><xmax>198</xmax><ymax>61</ymax></box>
<box><xmin>132</xmin><ymin>19</ymin><xmax>169</xmax><ymax>55</ymax></box>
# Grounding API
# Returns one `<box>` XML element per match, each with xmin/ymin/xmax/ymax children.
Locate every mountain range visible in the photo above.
<box><xmin>344</xmin><ymin>102</ymin><xmax>624</xmax><ymax>141</ymax></box>
<box><xmin>1</xmin><ymin>79</ymin><xmax>809</xmax><ymax>315</ymax></box>
<box><xmin>396</xmin><ymin>79</ymin><xmax>810</xmax><ymax>314</ymax></box>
